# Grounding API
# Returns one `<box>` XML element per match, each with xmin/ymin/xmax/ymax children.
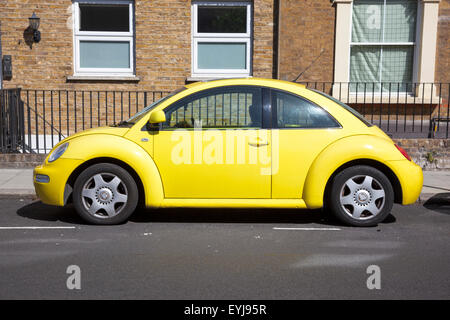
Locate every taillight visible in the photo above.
<box><xmin>395</xmin><ymin>144</ymin><xmax>411</xmax><ymax>161</ymax></box>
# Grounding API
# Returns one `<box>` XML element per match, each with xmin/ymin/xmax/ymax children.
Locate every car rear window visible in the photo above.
<box><xmin>310</xmin><ymin>89</ymin><xmax>372</xmax><ymax>127</ymax></box>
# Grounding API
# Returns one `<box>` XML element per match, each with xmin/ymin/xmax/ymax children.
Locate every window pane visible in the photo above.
<box><xmin>79</xmin><ymin>4</ymin><xmax>130</xmax><ymax>32</ymax></box>
<box><xmin>352</xmin><ymin>0</ymin><xmax>384</xmax><ymax>43</ymax></box>
<box><xmin>198</xmin><ymin>6</ymin><xmax>247</xmax><ymax>33</ymax></box>
<box><xmin>381</xmin><ymin>46</ymin><xmax>414</xmax><ymax>90</ymax></box>
<box><xmin>274</xmin><ymin>91</ymin><xmax>340</xmax><ymax>129</ymax></box>
<box><xmin>198</xmin><ymin>43</ymin><xmax>246</xmax><ymax>70</ymax></box>
<box><xmin>352</xmin><ymin>0</ymin><xmax>417</xmax><ymax>43</ymax></box>
<box><xmin>350</xmin><ymin>46</ymin><xmax>381</xmax><ymax>85</ymax></box>
<box><xmin>384</xmin><ymin>0</ymin><xmax>417</xmax><ymax>42</ymax></box>
<box><xmin>351</xmin><ymin>1</ymin><xmax>416</xmax><ymax>92</ymax></box>
<box><xmin>80</xmin><ymin>41</ymin><xmax>130</xmax><ymax>68</ymax></box>
<box><xmin>350</xmin><ymin>45</ymin><xmax>414</xmax><ymax>91</ymax></box>
<box><xmin>164</xmin><ymin>87</ymin><xmax>262</xmax><ymax>128</ymax></box>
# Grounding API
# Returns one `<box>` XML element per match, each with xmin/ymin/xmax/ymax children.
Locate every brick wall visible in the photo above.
<box><xmin>394</xmin><ymin>139</ymin><xmax>450</xmax><ymax>170</ymax></box>
<box><xmin>436</xmin><ymin>0</ymin><xmax>450</xmax><ymax>83</ymax></box>
<box><xmin>277</xmin><ymin>0</ymin><xmax>335</xmax><ymax>82</ymax></box>
<box><xmin>253</xmin><ymin>0</ymin><xmax>276</xmax><ymax>79</ymax></box>
<box><xmin>0</xmin><ymin>153</ymin><xmax>46</xmax><ymax>168</ymax></box>
<box><xmin>0</xmin><ymin>0</ymin><xmax>275</xmax><ymax>92</ymax></box>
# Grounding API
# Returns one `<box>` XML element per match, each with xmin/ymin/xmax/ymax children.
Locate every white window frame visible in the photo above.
<box><xmin>348</xmin><ymin>0</ymin><xmax>419</xmax><ymax>94</ymax></box>
<box><xmin>332</xmin><ymin>0</ymin><xmax>441</xmax><ymax>102</ymax></box>
<box><xmin>72</xmin><ymin>0</ymin><xmax>134</xmax><ymax>77</ymax></box>
<box><xmin>191</xmin><ymin>1</ymin><xmax>252</xmax><ymax>78</ymax></box>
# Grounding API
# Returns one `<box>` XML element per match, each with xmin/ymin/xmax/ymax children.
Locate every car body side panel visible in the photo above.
<box><xmin>34</xmin><ymin>158</ymin><xmax>84</xmax><ymax>206</ymax></box>
<box><xmin>59</xmin><ymin>134</ymin><xmax>164</xmax><ymax>208</ymax></box>
<box><xmin>153</xmin><ymin>129</ymin><xmax>272</xmax><ymax>199</ymax></box>
<box><xmin>160</xmin><ymin>198</ymin><xmax>307</xmax><ymax>208</ymax></box>
<box><xmin>386</xmin><ymin>159</ymin><xmax>423</xmax><ymax>205</ymax></box>
<box><xmin>302</xmin><ymin>134</ymin><xmax>417</xmax><ymax>208</ymax></box>
<box><xmin>271</xmin><ymin>128</ymin><xmax>347</xmax><ymax>198</ymax></box>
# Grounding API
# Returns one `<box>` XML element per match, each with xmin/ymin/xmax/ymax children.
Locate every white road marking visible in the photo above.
<box><xmin>0</xmin><ymin>226</ymin><xmax>76</xmax><ymax>230</ymax></box>
<box><xmin>273</xmin><ymin>227</ymin><xmax>341</xmax><ymax>231</ymax></box>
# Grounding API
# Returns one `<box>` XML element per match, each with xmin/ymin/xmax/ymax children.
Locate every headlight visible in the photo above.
<box><xmin>48</xmin><ymin>142</ymin><xmax>69</xmax><ymax>163</ymax></box>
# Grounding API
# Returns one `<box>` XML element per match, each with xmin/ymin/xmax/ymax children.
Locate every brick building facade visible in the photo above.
<box><xmin>0</xmin><ymin>0</ymin><xmax>449</xmax><ymax>149</ymax></box>
<box><xmin>436</xmin><ymin>0</ymin><xmax>450</xmax><ymax>83</ymax></box>
<box><xmin>0</xmin><ymin>0</ymin><xmax>275</xmax><ymax>91</ymax></box>
<box><xmin>278</xmin><ymin>0</ymin><xmax>336</xmax><ymax>82</ymax></box>
<box><xmin>1</xmin><ymin>0</ymin><xmax>448</xmax><ymax>91</ymax></box>
<box><xmin>278</xmin><ymin>0</ymin><xmax>449</xmax><ymax>84</ymax></box>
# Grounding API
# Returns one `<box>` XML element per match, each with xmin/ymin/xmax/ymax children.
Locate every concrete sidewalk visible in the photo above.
<box><xmin>0</xmin><ymin>168</ymin><xmax>449</xmax><ymax>202</ymax></box>
<box><xmin>0</xmin><ymin>169</ymin><xmax>35</xmax><ymax>197</ymax></box>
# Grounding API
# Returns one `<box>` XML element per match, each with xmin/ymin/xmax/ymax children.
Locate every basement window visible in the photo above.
<box><xmin>73</xmin><ymin>0</ymin><xmax>134</xmax><ymax>77</ymax></box>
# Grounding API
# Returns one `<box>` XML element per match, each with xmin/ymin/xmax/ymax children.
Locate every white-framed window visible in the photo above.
<box><xmin>350</xmin><ymin>0</ymin><xmax>418</xmax><ymax>92</ymax></box>
<box><xmin>72</xmin><ymin>0</ymin><xmax>134</xmax><ymax>77</ymax></box>
<box><xmin>191</xmin><ymin>1</ymin><xmax>252</xmax><ymax>78</ymax></box>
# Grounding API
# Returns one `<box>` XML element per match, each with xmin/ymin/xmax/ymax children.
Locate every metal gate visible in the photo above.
<box><xmin>0</xmin><ymin>88</ymin><xmax>24</xmax><ymax>152</ymax></box>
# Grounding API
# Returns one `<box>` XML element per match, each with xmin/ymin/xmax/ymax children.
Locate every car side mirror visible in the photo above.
<box><xmin>149</xmin><ymin>110</ymin><xmax>166</xmax><ymax>124</ymax></box>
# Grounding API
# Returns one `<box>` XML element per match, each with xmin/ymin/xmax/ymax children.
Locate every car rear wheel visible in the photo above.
<box><xmin>328</xmin><ymin>165</ymin><xmax>394</xmax><ymax>227</ymax></box>
<box><xmin>73</xmin><ymin>163</ymin><xmax>138</xmax><ymax>225</ymax></box>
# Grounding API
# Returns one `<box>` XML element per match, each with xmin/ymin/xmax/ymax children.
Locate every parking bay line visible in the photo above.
<box><xmin>273</xmin><ymin>227</ymin><xmax>341</xmax><ymax>231</ymax></box>
<box><xmin>0</xmin><ymin>226</ymin><xmax>76</xmax><ymax>230</ymax></box>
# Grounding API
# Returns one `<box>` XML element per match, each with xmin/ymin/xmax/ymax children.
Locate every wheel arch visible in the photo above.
<box><xmin>302</xmin><ymin>135</ymin><xmax>406</xmax><ymax>209</ymax></box>
<box><xmin>65</xmin><ymin>157</ymin><xmax>146</xmax><ymax>207</ymax></box>
<box><xmin>60</xmin><ymin>133</ymin><xmax>164</xmax><ymax>207</ymax></box>
<box><xmin>323</xmin><ymin>159</ymin><xmax>403</xmax><ymax>206</ymax></box>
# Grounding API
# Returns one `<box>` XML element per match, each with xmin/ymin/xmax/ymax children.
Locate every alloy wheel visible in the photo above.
<box><xmin>339</xmin><ymin>175</ymin><xmax>386</xmax><ymax>220</ymax></box>
<box><xmin>81</xmin><ymin>173</ymin><xmax>128</xmax><ymax>218</ymax></box>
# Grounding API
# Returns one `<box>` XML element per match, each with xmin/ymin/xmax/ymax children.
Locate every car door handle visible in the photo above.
<box><xmin>248</xmin><ymin>140</ymin><xmax>269</xmax><ymax>147</ymax></box>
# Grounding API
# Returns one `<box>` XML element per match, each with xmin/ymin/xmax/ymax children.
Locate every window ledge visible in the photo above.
<box><xmin>186</xmin><ymin>76</ymin><xmax>252</xmax><ymax>83</ymax></box>
<box><xmin>341</xmin><ymin>94</ymin><xmax>442</xmax><ymax>105</ymax></box>
<box><xmin>67</xmin><ymin>75</ymin><xmax>140</xmax><ymax>82</ymax></box>
<box><xmin>332</xmin><ymin>0</ymin><xmax>353</xmax><ymax>4</ymax></box>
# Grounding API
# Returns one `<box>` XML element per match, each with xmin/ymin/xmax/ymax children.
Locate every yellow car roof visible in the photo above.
<box><xmin>184</xmin><ymin>78</ymin><xmax>306</xmax><ymax>90</ymax></box>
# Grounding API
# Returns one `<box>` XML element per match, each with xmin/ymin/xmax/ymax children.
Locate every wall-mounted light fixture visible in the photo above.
<box><xmin>28</xmin><ymin>12</ymin><xmax>41</xmax><ymax>43</ymax></box>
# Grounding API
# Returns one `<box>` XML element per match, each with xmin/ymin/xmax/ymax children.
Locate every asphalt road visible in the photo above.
<box><xmin>0</xmin><ymin>197</ymin><xmax>449</xmax><ymax>300</ymax></box>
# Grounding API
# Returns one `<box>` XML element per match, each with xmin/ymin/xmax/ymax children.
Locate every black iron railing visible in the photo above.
<box><xmin>300</xmin><ymin>82</ymin><xmax>449</xmax><ymax>139</ymax></box>
<box><xmin>0</xmin><ymin>83</ymin><xmax>448</xmax><ymax>154</ymax></box>
<box><xmin>0</xmin><ymin>88</ymin><xmax>24</xmax><ymax>153</ymax></box>
<box><xmin>20</xmin><ymin>90</ymin><xmax>170</xmax><ymax>153</ymax></box>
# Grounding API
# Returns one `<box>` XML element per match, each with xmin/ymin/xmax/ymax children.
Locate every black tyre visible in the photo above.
<box><xmin>327</xmin><ymin>165</ymin><xmax>394</xmax><ymax>227</ymax></box>
<box><xmin>73</xmin><ymin>163</ymin><xmax>139</xmax><ymax>225</ymax></box>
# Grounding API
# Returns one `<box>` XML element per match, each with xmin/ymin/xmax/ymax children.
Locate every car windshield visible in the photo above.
<box><xmin>310</xmin><ymin>89</ymin><xmax>372</xmax><ymax>127</ymax></box>
<box><xmin>125</xmin><ymin>87</ymin><xmax>187</xmax><ymax>124</ymax></box>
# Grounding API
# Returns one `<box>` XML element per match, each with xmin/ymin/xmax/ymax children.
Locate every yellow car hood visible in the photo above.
<box><xmin>61</xmin><ymin>126</ymin><xmax>130</xmax><ymax>143</ymax></box>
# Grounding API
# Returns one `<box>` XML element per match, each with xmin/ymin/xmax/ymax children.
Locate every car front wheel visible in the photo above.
<box><xmin>73</xmin><ymin>163</ymin><xmax>139</xmax><ymax>225</ymax></box>
<box><xmin>328</xmin><ymin>165</ymin><xmax>394</xmax><ymax>227</ymax></box>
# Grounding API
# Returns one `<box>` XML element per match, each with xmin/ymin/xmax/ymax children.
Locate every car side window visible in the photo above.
<box><xmin>273</xmin><ymin>90</ymin><xmax>340</xmax><ymax>129</ymax></box>
<box><xmin>162</xmin><ymin>86</ymin><xmax>262</xmax><ymax>129</ymax></box>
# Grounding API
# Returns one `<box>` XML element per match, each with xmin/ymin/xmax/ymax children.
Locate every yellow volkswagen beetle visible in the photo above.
<box><xmin>33</xmin><ymin>78</ymin><xmax>423</xmax><ymax>226</ymax></box>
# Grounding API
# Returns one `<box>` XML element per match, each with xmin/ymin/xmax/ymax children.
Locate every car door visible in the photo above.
<box><xmin>153</xmin><ymin>85</ymin><xmax>272</xmax><ymax>199</ymax></box>
<box><xmin>270</xmin><ymin>89</ymin><xmax>344</xmax><ymax>199</ymax></box>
